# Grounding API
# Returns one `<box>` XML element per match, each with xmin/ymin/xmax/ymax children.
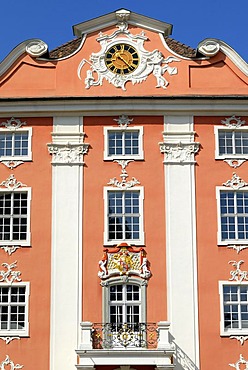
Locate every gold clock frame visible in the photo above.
<box><xmin>105</xmin><ymin>43</ymin><xmax>139</xmax><ymax>75</ymax></box>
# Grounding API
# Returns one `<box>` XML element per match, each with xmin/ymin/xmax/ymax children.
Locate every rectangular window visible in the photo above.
<box><xmin>0</xmin><ymin>190</ymin><xmax>31</xmax><ymax>246</ymax></box>
<box><xmin>215</xmin><ymin>127</ymin><xmax>248</xmax><ymax>159</ymax></box>
<box><xmin>220</xmin><ymin>282</ymin><xmax>248</xmax><ymax>335</ymax></box>
<box><xmin>104</xmin><ymin>127</ymin><xmax>143</xmax><ymax>160</ymax></box>
<box><xmin>219</xmin><ymin>190</ymin><xmax>248</xmax><ymax>243</ymax></box>
<box><xmin>0</xmin><ymin>128</ymin><xmax>32</xmax><ymax>161</ymax></box>
<box><xmin>104</xmin><ymin>187</ymin><xmax>144</xmax><ymax>245</ymax></box>
<box><xmin>0</xmin><ymin>283</ymin><xmax>30</xmax><ymax>336</ymax></box>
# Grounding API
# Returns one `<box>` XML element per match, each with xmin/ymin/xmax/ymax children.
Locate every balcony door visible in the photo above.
<box><xmin>109</xmin><ymin>284</ymin><xmax>141</xmax><ymax>326</ymax></box>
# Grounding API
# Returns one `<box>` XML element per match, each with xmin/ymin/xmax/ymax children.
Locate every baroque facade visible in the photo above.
<box><xmin>0</xmin><ymin>8</ymin><xmax>248</xmax><ymax>370</ymax></box>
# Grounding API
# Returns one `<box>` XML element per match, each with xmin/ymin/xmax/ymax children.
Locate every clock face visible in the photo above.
<box><xmin>105</xmin><ymin>44</ymin><xmax>139</xmax><ymax>75</ymax></box>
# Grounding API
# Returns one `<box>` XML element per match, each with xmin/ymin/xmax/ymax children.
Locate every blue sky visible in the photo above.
<box><xmin>1</xmin><ymin>0</ymin><xmax>248</xmax><ymax>62</ymax></box>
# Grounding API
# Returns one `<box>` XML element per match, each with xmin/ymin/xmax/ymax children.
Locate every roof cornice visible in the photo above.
<box><xmin>73</xmin><ymin>9</ymin><xmax>172</xmax><ymax>36</ymax></box>
<box><xmin>0</xmin><ymin>39</ymin><xmax>48</xmax><ymax>77</ymax></box>
<box><xmin>198</xmin><ymin>38</ymin><xmax>248</xmax><ymax>76</ymax></box>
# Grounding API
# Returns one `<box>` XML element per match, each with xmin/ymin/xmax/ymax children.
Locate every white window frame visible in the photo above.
<box><xmin>0</xmin><ymin>188</ymin><xmax>31</xmax><ymax>246</ymax></box>
<box><xmin>0</xmin><ymin>282</ymin><xmax>30</xmax><ymax>337</ymax></box>
<box><xmin>219</xmin><ymin>281</ymin><xmax>248</xmax><ymax>336</ymax></box>
<box><xmin>214</xmin><ymin>126</ymin><xmax>248</xmax><ymax>159</ymax></box>
<box><xmin>216</xmin><ymin>186</ymin><xmax>248</xmax><ymax>245</ymax></box>
<box><xmin>102</xmin><ymin>276</ymin><xmax>146</xmax><ymax>324</ymax></box>
<box><xmin>103</xmin><ymin>186</ymin><xmax>144</xmax><ymax>245</ymax></box>
<box><xmin>103</xmin><ymin>126</ymin><xmax>144</xmax><ymax>160</ymax></box>
<box><xmin>0</xmin><ymin>127</ymin><xmax>32</xmax><ymax>161</ymax></box>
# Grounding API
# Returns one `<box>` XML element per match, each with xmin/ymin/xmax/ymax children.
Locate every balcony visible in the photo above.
<box><xmin>76</xmin><ymin>321</ymin><xmax>175</xmax><ymax>369</ymax></box>
<box><xmin>92</xmin><ymin>322</ymin><xmax>158</xmax><ymax>349</ymax></box>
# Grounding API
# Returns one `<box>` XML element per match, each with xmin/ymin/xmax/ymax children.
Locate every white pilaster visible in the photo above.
<box><xmin>162</xmin><ymin>115</ymin><xmax>199</xmax><ymax>368</ymax></box>
<box><xmin>49</xmin><ymin>116</ymin><xmax>87</xmax><ymax>370</ymax></box>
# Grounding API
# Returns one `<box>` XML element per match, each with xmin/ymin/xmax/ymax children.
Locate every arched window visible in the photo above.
<box><xmin>101</xmin><ymin>277</ymin><xmax>147</xmax><ymax>348</ymax></box>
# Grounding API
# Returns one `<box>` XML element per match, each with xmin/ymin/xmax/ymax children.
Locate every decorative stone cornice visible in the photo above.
<box><xmin>223</xmin><ymin>173</ymin><xmax>248</xmax><ymax>190</ymax></box>
<box><xmin>0</xmin><ymin>337</ymin><xmax>20</xmax><ymax>345</ymax></box>
<box><xmin>229</xmin><ymin>354</ymin><xmax>248</xmax><ymax>369</ymax></box>
<box><xmin>229</xmin><ymin>260</ymin><xmax>248</xmax><ymax>283</ymax></box>
<box><xmin>47</xmin><ymin>142</ymin><xmax>89</xmax><ymax>165</ymax></box>
<box><xmin>0</xmin><ymin>355</ymin><xmax>23</xmax><ymax>370</ymax></box>
<box><xmin>159</xmin><ymin>141</ymin><xmax>200</xmax><ymax>164</ymax></box>
<box><xmin>230</xmin><ymin>336</ymin><xmax>248</xmax><ymax>346</ymax></box>
<box><xmin>0</xmin><ymin>175</ymin><xmax>26</xmax><ymax>190</ymax></box>
<box><xmin>221</xmin><ymin>115</ymin><xmax>246</xmax><ymax>128</ymax></box>
<box><xmin>0</xmin><ymin>117</ymin><xmax>26</xmax><ymax>130</ymax></box>
<box><xmin>77</xmin><ymin>21</ymin><xmax>179</xmax><ymax>91</ymax></box>
<box><xmin>0</xmin><ymin>261</ymin><xmax>22</xmax><ymax>284</ymax></box>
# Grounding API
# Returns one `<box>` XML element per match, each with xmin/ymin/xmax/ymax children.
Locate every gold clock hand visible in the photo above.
<box><xmin>115</xmin><ymin>53</ymin><xmax>131</xmax><ymax>67</ymax></box>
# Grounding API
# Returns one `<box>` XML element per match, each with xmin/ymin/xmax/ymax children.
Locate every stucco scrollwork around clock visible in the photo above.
<box><xmin>77</xmin><ymin>19</ymin><xmax>180</xmax><ymax>91</ymax></box>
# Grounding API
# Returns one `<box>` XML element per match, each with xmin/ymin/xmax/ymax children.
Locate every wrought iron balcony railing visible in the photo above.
<box><xmin>91</xmin><ymin>322</ymin><xmax>158</xmax><ymax>349</ymax></box>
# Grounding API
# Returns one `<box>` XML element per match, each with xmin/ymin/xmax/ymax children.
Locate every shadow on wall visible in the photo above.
<box><xmin>169</xmin><ymin>333</ymin><xmax>199</xmax><ymax>370</ymax></box>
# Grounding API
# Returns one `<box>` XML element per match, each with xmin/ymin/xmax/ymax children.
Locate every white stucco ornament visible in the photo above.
<box><xmin>77</xmin><ymin>20</ymin><xmax>180</xmax><ymax>91</ymax></box>
<box><xmin>198</xmin><ymin>40</ymin><xmax>220</xmax><ymax>56</ymax></box>
<box><xmin>26</xmin><ymin>40</ymin><xmax>48</xmax><ymax>57</ymax></box>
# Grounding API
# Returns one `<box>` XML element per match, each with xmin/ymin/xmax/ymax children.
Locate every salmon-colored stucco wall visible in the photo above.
<box><xmin>82</xmin><ymin>116</ymin><xmax>167</xmax><ymax>324</ymax></box>
<box><xmin>0</xmin><ymin>25</ymin><xmax>247</xmax><ymax>98</ymax></box>
<box><xmin>0</xmin><ymin>117</ymin><xmax>52</xmax><ymax>370</ymax></box>
<box><xmin>195</xmin><ymin>116</ymin><xmax>248</xmax><ymax>369</ymax></box>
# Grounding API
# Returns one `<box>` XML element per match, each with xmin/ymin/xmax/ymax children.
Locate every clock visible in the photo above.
<box><xmin>105</xmin><ymin>43</ymin><xmax>139</xmax><ymax>75</ymax></box>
